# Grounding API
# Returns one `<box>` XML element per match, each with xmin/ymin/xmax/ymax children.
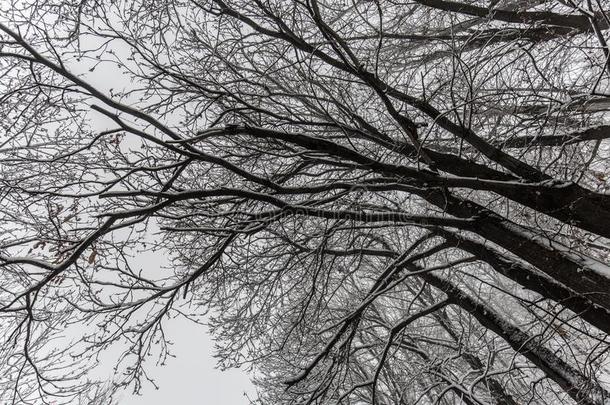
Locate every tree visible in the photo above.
<box><xmin>1</xmin><ymin>0</ymin><xmax>610</xmax><ymax>403</ymax></box>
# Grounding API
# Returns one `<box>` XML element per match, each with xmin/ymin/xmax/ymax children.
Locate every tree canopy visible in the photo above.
<box><xmin>1</xmin><ymin>0</ymin><xmax>610</xmax><ymax>403</ymax></box>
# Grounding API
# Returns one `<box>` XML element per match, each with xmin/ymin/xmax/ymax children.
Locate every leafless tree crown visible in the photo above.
<box><xmin>1</xmin><ymin>0</ymin><xmax>610</xmax><ymax>403</ymax></box>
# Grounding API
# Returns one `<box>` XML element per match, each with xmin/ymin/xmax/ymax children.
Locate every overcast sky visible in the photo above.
<box><xmin>119</xmin><ymin>317</ymin><xmax>254</xmax><ymax>405</ymax></box>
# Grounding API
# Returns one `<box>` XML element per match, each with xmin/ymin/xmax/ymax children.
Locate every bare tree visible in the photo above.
<box><xmin>1</xmin><ymin>0</ymin><xmax>610</xmax><ymax>403</ymax></box>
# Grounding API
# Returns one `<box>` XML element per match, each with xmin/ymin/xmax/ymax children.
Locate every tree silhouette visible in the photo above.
<box><xmin>1</xmin><ymin>0</ymin><xmax>610</xmax><ymax>403</ymax></box>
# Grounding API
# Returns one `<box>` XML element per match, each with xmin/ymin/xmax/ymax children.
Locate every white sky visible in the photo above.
<box><xmin>118</xmin><ymin>318</ymin><xmax>254</xmax><ymax>405</ymax></box>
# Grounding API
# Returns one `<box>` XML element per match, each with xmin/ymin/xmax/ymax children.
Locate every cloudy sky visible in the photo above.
<box><xmin>120</xmin><ymin>318</ymin><xmax>254</xmax><ymax>404</ymax></box>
